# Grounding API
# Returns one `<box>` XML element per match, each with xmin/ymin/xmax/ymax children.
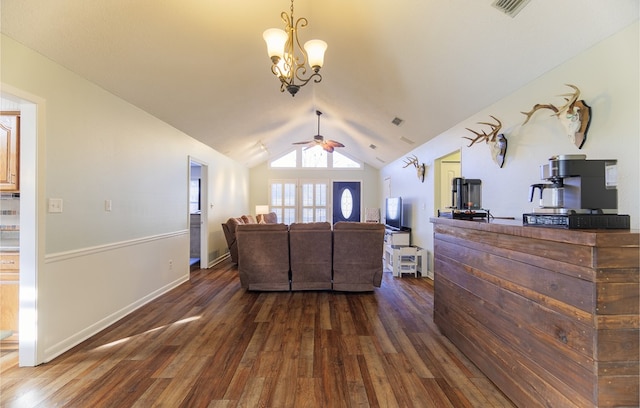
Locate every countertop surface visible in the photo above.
<box><xmin>0</xmin><ymin>239</ymin><xmax>19</xmax><ymax>252</ymax></box>
<box><xmin>430</xmin><ymin>216</ymin><xmax>639</xmax><ymax>246</ymax></box>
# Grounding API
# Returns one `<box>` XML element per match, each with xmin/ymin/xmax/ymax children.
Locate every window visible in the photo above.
<box><xmin>301</xmin><ymin>145</ymin><xmax>327</xmax><ymax>168</ymax></box>
<box><xmin>269</xmin><ymin>147</ymin><xmax>362</xmax><ymax>169</ymax></box>
<box><xmin>270</xmin><ymin>179</ymin><xmax>329</xmax><ymax>224</ymax></box>
<box><xmin>189</xmin><ymin>179</ymin><xmax>201</xmax><ymax>213</ymax></box>
<box><xmin>339</xmin><ymin>188</ymin><xmax>353</xmax><ymax>218</ymax></box>
<box><xmin>270</xmin><ymin>150</ymin><xmax>297</xmax><ymax>167</ymax></box>
<box><xmin>332</xmin><ymin>151</ymin><xmax>361</xmax><ymax>168</ymax></box>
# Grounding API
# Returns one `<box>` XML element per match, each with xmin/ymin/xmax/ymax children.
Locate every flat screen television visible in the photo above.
<box><xmin>384</xmin><ymin>197</ymin><xmax>403</xmax><ymax>230</ymax></box>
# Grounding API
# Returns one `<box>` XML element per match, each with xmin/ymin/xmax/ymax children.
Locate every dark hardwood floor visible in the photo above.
<box><xmin>0</xmin><ymin>259</ymin><xmax>515</xmax><ymax>407</ymax></box>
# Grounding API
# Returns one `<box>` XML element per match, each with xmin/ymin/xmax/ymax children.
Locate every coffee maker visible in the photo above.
<box><xmin>438</xmin><ymin>177</ymin><xmax>488</xmax><ymax>220</ymax></box>
<box><xmin>523</xmin><ymin>155</ymin><xmax>629</xmax><ymax>229</ymax></box>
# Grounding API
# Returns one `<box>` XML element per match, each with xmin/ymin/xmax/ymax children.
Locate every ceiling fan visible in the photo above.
<box><xmin>293</xmin><ymin>110</ymin><xmax>345</xmax><ymax>153</ymax></box>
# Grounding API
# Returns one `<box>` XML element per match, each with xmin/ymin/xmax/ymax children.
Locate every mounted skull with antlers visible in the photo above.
<box><xmin>463</xmin><ymin>115</ymin><xmax>508</xmax><ymax>168</ymax></box>
<box><xmin>402</xmin><ymin>155</ymin><xmax>426</xmax><ymax>182</ymax></box>
<box><xmin>521</xmin><ymin>84</ymin><xmax>591</xmax><ymax>149</ymax></box>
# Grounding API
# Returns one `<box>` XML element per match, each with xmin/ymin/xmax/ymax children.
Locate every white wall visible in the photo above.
<box><xmin>380</xmin><ymin>22</ymin><xmax>639</xmax><ymax>274</ymax></box>
<box><xmin>1</xmin><ymin>34</ymin><xmax>249</xmax><ymax>364</ymax></box>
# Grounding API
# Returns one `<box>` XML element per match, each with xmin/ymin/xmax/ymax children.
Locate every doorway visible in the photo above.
<box><xmin>1</xmin><ymin>87</ymin><xmax>40</xmax><ymax>366</ymax></box>
<box><xmin>332</xmin><ymin>181</ymin><xmax>361</xmax><ymax>223</ymax></box>
<box><xmin>188</xmin><ymin>158</ymin><xmax>209</xmax><ymax>269</ymax></box>
<box><xmin>435</xmin><ymin>151</ymin><xmax>461</xmax><ymax>211</ymax></box>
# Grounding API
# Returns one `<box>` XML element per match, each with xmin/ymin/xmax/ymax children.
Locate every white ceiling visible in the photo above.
<box><xmin>2</xmin><ymin>0</ymin><xmax>638</xmax><ymax>168</ymax></box>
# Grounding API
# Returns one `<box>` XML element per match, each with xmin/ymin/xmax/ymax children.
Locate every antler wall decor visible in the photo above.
<box><xmin>521</xmin><ymin>84</ymin><xmax>591</xmax><ymax>149</ymax></box>
<box><xmin>464</xmin><ymin>115</ymin><xmax>508</xmax><ymax>168</ymax></box>
<box><xmin>402</xmin><ymin>155</ymin><xmax>426</xmax><ymax>182</ymax></box>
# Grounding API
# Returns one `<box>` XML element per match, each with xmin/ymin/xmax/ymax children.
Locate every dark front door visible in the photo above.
<box><xmin>332</xmin><ymin>181</ymin><xmax>361</xmax><ymax>224</ymax></box>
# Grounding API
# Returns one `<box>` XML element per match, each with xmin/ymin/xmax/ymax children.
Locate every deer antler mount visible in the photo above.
<box><xmin>521</xmin><ymin>84</ymin><xmax>591</xmax><ymax>149</ymax></box>
<box><xmin>464</xmin><ymin>115</ymin><xmax>508</xmax><ymax>168</ymax></box>
<box><xmin>403</xmin><ymin>155</ymin><xmax>426</xmax><ymax>182</ymax></box>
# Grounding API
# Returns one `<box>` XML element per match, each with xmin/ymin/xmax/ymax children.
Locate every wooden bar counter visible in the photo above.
<box><xmin>430</xmin><ymin>217</ymin><xmax>639</xmax><ymax>408</ymax></box>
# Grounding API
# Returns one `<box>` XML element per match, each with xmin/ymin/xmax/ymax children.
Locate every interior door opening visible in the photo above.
<box><xmin>189</xmin><ymin>158</ymin><xmax>209</xmax><ymax>270</ymax></box>
<box><xmin>2</xmin><ymin>87</ymin><xmax>40</xmax><ymax>366</ymax></box>
<box><xmin>435</xmin><ymin>150</ymin><xmax>461</xmax><ymax>213</ymax></box>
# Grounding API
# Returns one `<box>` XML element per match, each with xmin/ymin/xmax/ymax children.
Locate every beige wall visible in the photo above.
<box><xmin>249</xmin><ymin>161</ymin><xmax>380</xmax><ymax>221</ymax></box>
<box><xmin>1</xmin><ymin>34</ymin><xmax>250</xmax><ymax>364</ymax></box>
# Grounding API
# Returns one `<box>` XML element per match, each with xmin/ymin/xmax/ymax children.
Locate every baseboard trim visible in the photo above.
<box><xmin>207</xmin><ymin>252</ymin><xmax>230</xmax><ymax>268</ymax></box>
<box><xmin>43</xmin><ymin>273</ymin><xmax>188</xmax><ymax>363</ymax></box>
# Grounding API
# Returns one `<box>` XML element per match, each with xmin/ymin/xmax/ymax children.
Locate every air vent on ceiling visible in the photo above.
<box><xmin>369</xmin><ymin>144</ymin><xmax>377</xmax><ymax>150</ymax></box>
<box><xmin>400</xmin><ymin>136</ymin><xmax>415</xmax><ymax>145</ymax></box>
<box><xmin>376</xmin><ymin>157</ymin><xmax>386</xmax><ymax>163</ymax></box>
<box><xmin>491</xmin><ymin>0</ymin><xmax>531</xmax><ymax>18</ymax></box>
<box><xmin>391</xmin><ymin>117</ymin><xmax>404</xmax><ymax>126</ymax></box>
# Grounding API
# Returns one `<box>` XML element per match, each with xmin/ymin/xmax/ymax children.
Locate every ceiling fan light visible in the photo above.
<box><xmin>304</xmin><ymin>39</ymin><xmax>327</xmax><ymax>71</ymax></box>
<box><xmin>263</xmin><ymin>28</ymin><xmax>288</xmax><ymax>63</ymax></box>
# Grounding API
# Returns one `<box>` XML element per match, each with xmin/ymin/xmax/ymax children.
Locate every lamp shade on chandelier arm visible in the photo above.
<box><xmin>263</xmin><ymin>0</ymin><xmax>327</xmax><ymax>96</ymax></box>
<box><xmin>263</xmin><ymin>28</ymin><xmax>288</xmax><ymax>63</ymax></box>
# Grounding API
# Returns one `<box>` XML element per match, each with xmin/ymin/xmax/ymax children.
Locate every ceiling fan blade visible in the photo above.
<box><xmin>326</xmin><ymin>140</ymin><xmax>345</xmax><ymax>148</ymax></box>
<box><xmin>292</xmin><ymin>140</ymin><xmax>313</xmax><ymax>145</ymax></box>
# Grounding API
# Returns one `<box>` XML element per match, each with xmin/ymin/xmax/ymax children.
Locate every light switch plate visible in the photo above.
<box><xmin>48</xmin><ymin>198</ymin><xmax>63</xmax><ymax>213</ymax></box>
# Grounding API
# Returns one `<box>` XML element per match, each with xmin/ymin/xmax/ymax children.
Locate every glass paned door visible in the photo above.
<box><xmin>301</xmin><ymin>181</ymin><xmax>328</xmax><ymax>222</ymax></box>
<box><xmin>270</xmin><ymin>181</ymin><xmax>297</xmax><ymax>225</ymax></box>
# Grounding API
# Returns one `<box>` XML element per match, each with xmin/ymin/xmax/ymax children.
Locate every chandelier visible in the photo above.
<box><xmin>263</xmin><ymin>0</ymin><xmax>327</xmax><ymax>97</ymax></box>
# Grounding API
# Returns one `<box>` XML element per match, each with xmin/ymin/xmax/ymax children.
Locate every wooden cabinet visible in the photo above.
<box><xmin>0</xmin><ymin>112</ymin><xmax>20</xmax><ymax>192</ymax></box>
<box><xmin>431</xmin><ymin>217</ymin><xmax>639</xmax><ymax>408</ymax></box>
<box><xmin>1</xmin><ymin>252</ymin><xmax>19</xmax><ymax>336</ymax></box>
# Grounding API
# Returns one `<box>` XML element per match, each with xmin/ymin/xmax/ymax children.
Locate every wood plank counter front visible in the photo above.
<box><xmin>430</xmin><ymin>217</ymin><xmax>639</xmax><ymax>408</ymax></box>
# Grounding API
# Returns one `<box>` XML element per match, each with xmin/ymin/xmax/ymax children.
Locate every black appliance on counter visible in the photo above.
<box><xmin>438</xmin><ymin>177</ymin><xmax>489</xmax><ymax>221</ymax></box>
<box><xmin>523</xmin><ymin>155</ymin><xmax>630</xmax><ymax>229</ymax></box>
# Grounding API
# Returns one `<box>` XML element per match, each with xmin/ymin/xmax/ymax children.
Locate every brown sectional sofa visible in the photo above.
<box><xmin>236</xmin><ymin>221</ymin><xmax>385</xmax><ymax>292</ymax></box>
<box><xmin>222</xmin><ymin>212</ymin><xmax>278</xmax><ymax>264</ymax></box>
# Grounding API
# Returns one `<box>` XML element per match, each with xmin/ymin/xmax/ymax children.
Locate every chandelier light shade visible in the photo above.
<box><xmin>263</xmin><ymin>0</ymin><xmax>327</xmax><ymax>97</ymax></box>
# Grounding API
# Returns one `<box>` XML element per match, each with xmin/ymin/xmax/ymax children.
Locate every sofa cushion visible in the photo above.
<box><xmin>257</xmin><ymin>212</ymin><xmax>278</xmax><ymax>224</ymax></box>
<box><xmin>241</xmin><ymin>214</ymin><xmax>257</xmax><ymax>224</ymax></box>
<box><xmin>289</xmin><ymin>222</ymin><xmax>332</xmax><ymax>290</ymax></box>
<box><xmin>332</xmin><ymin>222</ymin><xmax>385</xmax><ymax>291</ymax></box>
<box><xmin>237</xmin><ymin>223</ymin><xmax>290</xmax><ymax>291</ymax></box>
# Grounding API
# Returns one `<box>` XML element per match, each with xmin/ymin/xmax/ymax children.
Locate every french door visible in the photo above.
<box><xmin>269</xmin><ymin>179</ymin><xmax>329</xmax><ymax>224</ymax></box>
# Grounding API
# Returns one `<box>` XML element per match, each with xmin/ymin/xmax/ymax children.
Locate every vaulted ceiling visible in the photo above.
<box><xmin>1</xmin><ymin>1</ymin><xmax>638</xmax><ymax>168</ymax></box>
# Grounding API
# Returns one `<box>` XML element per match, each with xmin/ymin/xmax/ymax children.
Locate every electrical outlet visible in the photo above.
<box><xmin>169</xmin><ymin>260</ymin><xmax>173</xmax><ymax>270</ymax></box>
<box><xmin>105</xmin><ymin>199</ymin><xmax>112</xmax><ymax>212</ymax></box>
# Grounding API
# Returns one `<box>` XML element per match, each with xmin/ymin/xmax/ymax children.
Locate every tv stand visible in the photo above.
<box><xmin>384</xmin><ymin>228</ymin><xmax>410</xmax><ymax>246</ymax></box>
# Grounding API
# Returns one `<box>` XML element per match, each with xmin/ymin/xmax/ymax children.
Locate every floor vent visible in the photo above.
<box><xmin>491</xmin><ymin>0</ymin><xmax>531</xmax><ymax>18</ymax></box>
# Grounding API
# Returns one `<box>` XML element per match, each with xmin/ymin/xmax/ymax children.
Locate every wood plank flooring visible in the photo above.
<box><xmin>0</xmin><ymin>260</ymin><xmax>515</xmax><ymax>407</ymax></box>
